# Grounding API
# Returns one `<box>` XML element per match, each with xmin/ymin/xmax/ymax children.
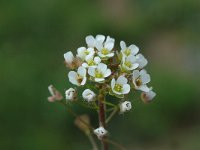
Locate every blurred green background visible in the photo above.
<box><xmin>0</xmin><ymin>0</ymin><xmax>200</xmax><ymax>149</ymax></box>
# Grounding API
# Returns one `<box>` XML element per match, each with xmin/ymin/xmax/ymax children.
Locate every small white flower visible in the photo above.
<box><xmin>120</xmin><ymin>55</ymin><xmax>139</xmax><ymax>72</ymax></box>
<box><xmin>111</xmin><ymin>75</ymin><xmax>130</xmax><ymax>98</ymax></box>
<box><xmin>77</xmin><ymin>47</ymin><xmax>95</xmax><ymax>61</ymax></box>
<box><xmin>120</xmin><ymin>41</ymin><xmax>139</xmax><ymax>57</ymax></box>
<box><xmin>82</xmin><ymin>55</ymin><xmax>101</xmax><ymax>68</ymax></box>
<box><xmin>65</xmin><ymin>88</ymin><xmax>77</xmax><ymax>101</ymax></box>
<box><xmin>132</xmin><ymin>69</ymin><xmax>150</xmax><ymax>92</ymax></box>
<box><xmin>96</xmin><ymin>36</ymin><xmax>115</xmax><ymax>59</ymax></box>
<box><xmin>93</xmin><ymin>126</ymin><xmax>108</xmax><ymax>139</ymax></box>
<box><xmin>64</xmin><ymin>51</ymin><xmax>74</xmax><ymax>64</ymax></box>
<box><xmin>82</xmin><ymin>89</ymin><xmax>96</xmax><ymax>102</ymax></box>
<box><xmin>88</xmin><ymin>63</ymin><xmax>111</xmax><ymax>83</ymax></box>
<box><xmin>141</xmin><ymin>87</ymin><xmax>156</xmax><ymax>103</ymax></box>
<box><xmin>68</xmin><ymin>66</ymin><xmax>87</xmax><ymax>86</ymax></box>
<box><xmin>119</xmin><ymin>101</ymin><xmax>132</xmax><ymax>113</ymax></box>
<box><xmin>85</xmin><ymin>34</ymin><xmax>105</xmax><ymax>48</ymax></box>
<box><xmin>136</xmin><ymin>54</ymin><xmax>148</xmax><ymax>69</ymax></box>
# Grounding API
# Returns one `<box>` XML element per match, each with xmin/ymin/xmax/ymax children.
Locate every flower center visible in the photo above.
<box><xmin>88</xmin><ymin>59</ymin><xmax>95</xmax><ymax>66</ymax></box>
<box><xmin>124</xmin><ymin>49</ymin><xmax>131</xmax><ymax>56</ymax></box>
<box><xmin>77</xmin><ymin>75</ymin><xmax>83</xmax><ymax>84</ymax></box>
<box><xmin>136</xmin><ymin>78</ymin><xmax>142</xmax><ymax>86</ymax></box>
<box><xmin>124</xmin><ymin>61</ymin><xmax>132</xmax><ymax>68</ymax></box>
<box><xmin>95</xmin><ymin>70</ymin><xmax>104</xmax><ymax>78</ymax></box>
<box><xmin>101</xmin><ymin>48</ymin><xmax>109</xmax><ymax>55</ymax></box>
<box><xmin>114</xmin><ymin>84</ymin><xmax>122</xmax><ymax>92</ymax></box>
<box><xmin>84</xmin><ymin>50</ymin><xmax>90</xmax><ymax>55</ymax></box>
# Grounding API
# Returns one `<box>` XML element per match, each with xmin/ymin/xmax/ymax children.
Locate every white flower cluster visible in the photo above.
<box><xmin>64</xmin><ymin>34</ymin><xmax>156</xmax><ymax>107</ymax></box>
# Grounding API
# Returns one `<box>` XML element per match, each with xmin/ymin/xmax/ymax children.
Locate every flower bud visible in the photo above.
<box><xmin>141</xmin><ymin>89</ymin><xmax>156</xmax><ymax>103</ymax></box>
<box><xmin>119</xmin><ymin>101</ymin><xmax>132</xmax><ymax>113</ymax></box>
<box><xmin>82</xmin><ymin>89</ymin><xmax>96</xmax><ymax>102</ymax></box>
<box><xmin>93</xmin><ymin>126</ymin><xmax>108</xmax><ymax>139</ymax></box>
<box><xmin>65</xmin><ymin>88</ymin><xmax>77</xmax><ymax>101</ymax></box>
<box><xmin>47</xmin><ymin>85</ymin><xmax>63</xmax><ymax>102</ymax></box>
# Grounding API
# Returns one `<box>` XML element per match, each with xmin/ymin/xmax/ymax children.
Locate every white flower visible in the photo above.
<box><xmin>64</xmin><ymin>51</ymin><xmax>74</xmax><ymax>64</ymax></box>
<box><xmin>65</xmin><ymin>88</ymin><xmax>77</xmax><ymax>101</ymax></box>
<box><xmin>96</xmin><ymin>36</ymin><xmax>115</xmax><ymax>59</ymax></box>
<box><xmin>120</xmin><ymin>55</ymin><xmax>139</xmax><ymax>72</ymax></box>
<box><xmin>120</xmin><ymin>41</ymin><xmax>139</xmax><ymax>57</ymax></box>
<box><xmin>119</xmin><ymin>101</ymin><xmax>132</xmax><ymax>113</ymax></box>
<box><xmin>77</xmin><ymin>47</ymin><xmax>95</xmax><ymax>61</ymax></box>
<box><xmin>136</xmin><ymin>54</ymin><xmax>148</xmax><ymax>69</ymax></box>
<box><xmin>82</xmin><ymin>55</ymin><xmax>101</xmax><ymax>68</ymax></box>
<box><xmin>132</xmin><ymin>69</ymin><xmax>150</xmax><ymax>92</ymax></box>
<box><xmin>85</xmin><ymin>34</ymin><xmax>105</xmax><ymax>48</ymax></box>
<box><xmin>141</xmin><ymin>87</ymin><xmax>156</xmax><ymax>103</ymax></box>
<box><xmin>93</xmin><ymin>126</ymin><xmax>108</xmax><ymax>139</ymax></box>
<box><xmin>68</xmin><ymin>66</ymin><xmax>87</xmax><ymax>86</ymax></box>
<box><xmin>110</xmin><ymin>75</ymin><xmax>130</xmax><ymax>98</ymax></box>
<box><xmin>82</xmin><ymin>89</ymin><xmax>96</xmax><ymax>102</ymax></box>
<box><xmin>88</xmin><ymin>63</ymin><xmax>111</xmax><ymax>83</ymax></box>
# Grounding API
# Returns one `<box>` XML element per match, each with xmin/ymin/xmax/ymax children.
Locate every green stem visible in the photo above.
<box><xmin>105</xmin><ymin>107</ymin><xmax>119</xmax><ymax>124</ymax></box>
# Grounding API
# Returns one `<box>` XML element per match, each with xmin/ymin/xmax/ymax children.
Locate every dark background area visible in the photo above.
<box><xmin>0</xmin><ymin>0</ymin><xmax>200</xmax><ymax>149</ymax></box>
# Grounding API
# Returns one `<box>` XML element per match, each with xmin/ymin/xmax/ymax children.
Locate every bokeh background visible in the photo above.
<box><xmin>0</xmin><ymin>0</ymin><xmax>200</xmax><ymax>149</ymax></box>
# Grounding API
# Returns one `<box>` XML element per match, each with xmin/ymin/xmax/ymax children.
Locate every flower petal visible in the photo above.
<box><xmin>96</xmin><ymin>35</ymin><xmax>105</xmax><ymax>44</ymax></box>
<box><xmin>97</xmin><ymin>63</ymin><xmax>107</xmax><ymax>73</ymax></box>
<box><xmin>68</xmin><ymin>71</ymin><xmax>78</xmax><ymax>85</ymax></box>
<box><xmin>111</xmin><ymin>78</ymin><xmax>115</xmax><ymax>89</ymax></box>
<box><xmin>88</xmin><ymin>67</ymin><xmax>95</xmax><ymax>77</ymax></box>
<box><xmin>139</xmin><ymin>85</ymin><xmax>150</xmax><ymax>92</ymax></box>
<box><xmin>132</xmin><ymin>70</ymin><xmax>140</xmax><ymax>79</ymax></box>
<box><xmin>129</xmin><ymin>44</ymin><xmax>139</xmax><ymax>55</ymax></box>
<box><xmin>116</xmin><ymin>76</ymin><xmax>127</xmax><ymax>84</ymax></box>
<box><xmin>120</xmin><ymin>41</ymin><xmax>126</xmax><ymax>50</ymax></box>
<box><xmin>104</xmin><ymin>69</ymin><xmax>111</xmax><ymax>77</ymax></box>
<box><xmin>141</xmin><ymin>74</ymin><xmax>151</xmax><ymax>84</ymax></box>
<box><xmin>81</xmin><ymin>77</ymin><xmax>87</xmax><ymax>85</ymax></box>
<box><xmin>95</xmin><ymin>78</ymin><xmax>105</xmax><ymax>82</ymax></box>
<box><xmin>105</xmin><ymin>42</ymin><xmax>114</xmax><ymax>50</ymax></box>
<box><xmin>94</xmin><ymin>57</ymin><xmax>101</xmax><ymax>64</ymax></box>
<box><xmin>78</xmin><ymin>66</ymin><xmax>86</xmax><ymax>76</ymax></box>
<box><xmin>86</xmin><ymin>35</ymin><xmax>95</xmax><ymax>47</ymax></box>
<box><xmin>122</xmin><ymin>84</ymin><xmax>130</xmax><ymax>94</ymax></box>
<box><xmin>64</xmin><ymin>51</ymin><xmax>74</xmax><ymax>63</ymax></box>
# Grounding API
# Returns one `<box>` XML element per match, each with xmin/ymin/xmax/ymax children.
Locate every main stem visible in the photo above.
<box><xmin>98</xmin><ymin>90</ymin><xmax>108</xmax><ymax>150</ymax></box>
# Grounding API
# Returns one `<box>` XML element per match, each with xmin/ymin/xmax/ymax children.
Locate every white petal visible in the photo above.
<box><xmin>122</xmin><ymin>84</ymin><xmax>130</xmax><ymax>94</ymax></box>
<box><xmin>96</xmin><ymin>41</ymin><xmax>103</xmax><ymax>51</ymax></box>
<box><xmin>94</xmin><ymin>57</ymin><xmax>101</xmax><ymax>64</ymax></box>
<box><xmin>97</xmin><ymin>63</ymin><xmax>107</xmax><ymax>73</ymax></box>
<box><xmin>120</xmin><ymin>41</ymin><xmax>126</xmax><ymax>50</ymax></box>
<box><xmin>81</xmin><ymin>77</ymin><xmax>87</xmax><ymax>85</ymax></box>
<box><xmin>127</xmin><ymin>55</ymin><xmax>137</xmax><ymax>63</ymax></box>
<box><xmin>86</xmin><ymin>35</ymin><xmax>95</xmax><ymax>47</ymax></box>
<box><xmin>131</xmin><ymin>63</ymin><xmax>139</xmax><ymax>70</ymax></box>
<box><xmin>96</xmin><ymin>35</ymin><xmax>105</xmax><ymax>43</ymax></box>
<box><xmin>68</xmin><ymin>71</ymin><xmax>78</xmax><ymax>85</ymax></box>
<box><xmin>82</xmin><ymin>63</ymin><xmax>88</xmax><ymax>68</ymax></box>
<box><xmin>132</xmin><ymin>70</ymin><xmax>140</xmax><ymax>79</ymax></box>
<box><xmin>78</xmin><ymin>66</ymin><xmax>86</xmax><ymax>76</ymax></box>
<box><xmin>111</xmin><ymin>78</ymin><xmax>115</xmax><ymax>89</ymax></box>
<box><xmin>129</xmin><ymin>45</ymin><xmax>139</xmax><ymax>55</ymax></box>
<box><xmin>141</xmin><ymin>74</ymin><xmax>151</xmax><ymax>84</ymax></box>
<box><xmin>105</xmin><ymin>53</ymin><xmax>114</xmax><ymax>57</ymax></box>
<box><xmin>87</xmin><ymin>47</ymin><xmax>95</xmax><ymax>54</ymax></box>
<box><xmin>95</xmin><ymin>78</ymin><xmax>105</xmax><ymax>82</ymax></box>
<box><xmin>139</xmin><ymin>85</ymin><xmax>150</xmax><ymax>92</ymax></box>
<box><xmin>140</xmin><ymin>69</ymin><xmax>147</xmax><ymax>75</ymax></box>
<box><xmin>105</xmin><ymin>42</ymin><xmax>114</xmax><ymax>50</ymax></box>
<box><xmin>104</xmin><ymin>69</ymin><xmax>111</xmax><ymax>77</ymax></box>
<box><xmin>64</xmin><ymin>51</ymin><xmax>74</xmax><ymax>63</ymax></box>
<box><xmin>77</xmin><ymin>47</ymin><xmax>86</xmax><ymax>54</ymax></box>
<box><xmin>88</xmin><ymin>67</ymin><xmax>95</xmax><ymax>77</ymax></box>
<box><xmin>116</xmin><ymin>76</ymin><xmax>127</xmax><ymax>84</ymax></box>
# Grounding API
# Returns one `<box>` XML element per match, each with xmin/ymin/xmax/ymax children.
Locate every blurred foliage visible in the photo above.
<box><xmin>0</xmin><ymin>0</ymin><xmax>200</xmax><ymax>149</ymax></box>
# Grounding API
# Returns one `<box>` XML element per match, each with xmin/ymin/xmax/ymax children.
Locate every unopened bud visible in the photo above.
<box><xmin>93</xmin><ymin>126</ymin><xmax>108</xmax><ymax>139</ymax></box>
<box><xmin>65</xmin><ymin>88</ymin><xmax>77</xmax><ymax>101</ymax></box>
<box><xmin>119</xmin><ymin>101</ymin><xmax>132</xmax><ymax>113</ymax></box>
